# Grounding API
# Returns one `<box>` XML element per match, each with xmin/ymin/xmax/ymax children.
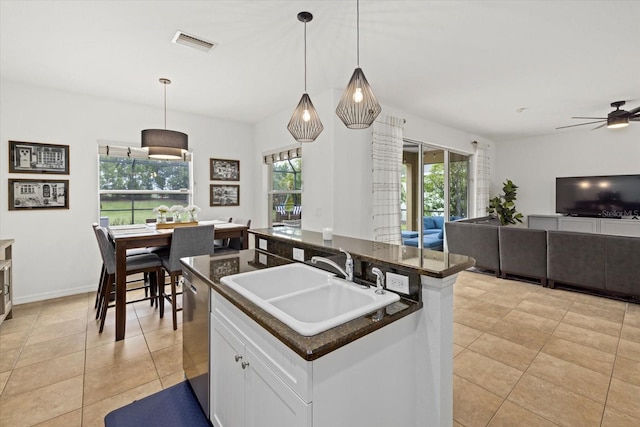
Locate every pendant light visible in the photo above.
<box><xmin>141</xmin><ymin>78</ymin><xmax>188</xmax><ymax>160</ymax></box>
<box><xmin>336</xmin><ymin>0</ymin><xmax>381</xmax><ymax>129</ymax></box>
<box><xmin>287</xmin><ymin>12</ymin><xmax>324</xmax><ymax>142</ymax></box>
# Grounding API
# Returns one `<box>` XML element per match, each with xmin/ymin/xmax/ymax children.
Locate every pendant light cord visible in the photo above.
<box><xmin>304</xmin><ymin>20</ymin><xmax>308</xmax><ymax>93</ymax></box>
<box><xmin>356</xmin><ymin>0</ymin><xmax>360</xmax><ymax>67</ymax></box>
<box><xmin>163</xmin><ymin>83</ymin><xmax>167</xmax><ymax>129</ymax></box>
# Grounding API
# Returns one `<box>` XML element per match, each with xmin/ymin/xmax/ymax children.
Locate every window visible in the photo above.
<box><xmin>264</xmin><ymin>147</ymin><xmax>302</xmax><ymax>228</ymax></box>
<box><xmin>98</xmin><ymin>146</ymin><xmax>192</xmax><ymax>225</ymax></box>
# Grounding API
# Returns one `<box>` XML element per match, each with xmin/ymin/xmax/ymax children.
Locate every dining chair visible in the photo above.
<box><xmin>227</xmin><ymin>218</ymin><xmax>251</xmax><ymax>250</ymax></box>
<box><xmin>93</xmin><ymin>225</ymin><xmax>164</xmax><ymax>333</ymax></box>
<box><xmin>159</xmin><ymin>225</ymin><xmax>215</xmax><ymax>330</ymax></box>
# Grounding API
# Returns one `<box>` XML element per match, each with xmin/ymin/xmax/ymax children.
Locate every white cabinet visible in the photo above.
<box><xmin>527</xmin><ymin>215</ymin><xmax>559</xmax><ymax>230</ymax></box>
<box><xmin>528</xmin><ymin>214</ymin><xmax>640</xmax><ymax>237</ymax></box>
<box><xmin>558</xmin><ymin>216</ymin><xmax>599</xmax><ymax>233</ymax></box>
<box><xmin>600</xmin><ymin>219</ymin><xmax>640</xmax><ymax>237</ymax></box>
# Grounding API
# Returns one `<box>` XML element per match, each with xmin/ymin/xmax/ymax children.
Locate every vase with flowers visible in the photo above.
<box><xmin>152</xmin><ymin>205</ymin><xmax>170</xmax><ymax>224</ymax></box>
<box><xmin>170</xmin><ymin>205</ymin><xmax>185</xmax><ymax>223</ymax></box>
<box><xmin>185</xmin><ymin>205</ymin><xmax>201</xmax><ymax>222</ymax></box>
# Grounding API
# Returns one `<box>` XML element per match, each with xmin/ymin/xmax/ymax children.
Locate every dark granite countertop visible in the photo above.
<box><xmin>181</xmin><ymin>249</ymin><xmax>422</xmax><ymax>361</ymax></box>
<box><xmin>250</xmin><ymin>227</ymin><xmax>475</xmax><ymax>278</ymax></box>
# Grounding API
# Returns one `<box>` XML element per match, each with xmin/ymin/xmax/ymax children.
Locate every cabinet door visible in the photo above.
<box><xmin>211</xmin><ymin>315</ymin><xmax>246</xmax><ymax>427</ymax></box>
<box><xmin>245</xmin><ymin>347</ymin><xmax>312</xmax><ymax>427</ymax></box>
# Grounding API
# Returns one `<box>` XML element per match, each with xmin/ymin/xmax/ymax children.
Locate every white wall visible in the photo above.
<box><xmin>0</xmin><ymin>80</ymin><xmax>254</xmax><ymax>303</ymax></box>
<box><xmin>493</xmin><ymin>127</ymin><xmax>640</xmax><ymax>218</ymax></box>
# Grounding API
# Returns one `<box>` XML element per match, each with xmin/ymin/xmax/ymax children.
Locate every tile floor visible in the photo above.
<box><xmin>0</xmin><ymin>271</ymin><xmax>639</xmax><ymax>426</ymax></box>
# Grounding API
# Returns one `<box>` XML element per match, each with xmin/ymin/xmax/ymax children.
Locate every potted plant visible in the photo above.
<box><xmin>487</xmin><ymin>179</ymin><xmax>523</xmax><ymax>225</ymax></box>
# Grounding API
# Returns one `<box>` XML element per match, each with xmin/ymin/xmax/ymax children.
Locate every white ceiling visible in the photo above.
<box><xmin>1</xmin><ymin>0</ymin><xmax>639</xmax><ymax>142</ymax></box>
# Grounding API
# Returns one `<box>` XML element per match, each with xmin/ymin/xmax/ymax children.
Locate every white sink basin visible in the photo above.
<box><xmin>221</xmin><ymin>263</ymin><xmax>400</xmax><ymax>336</ymax></box>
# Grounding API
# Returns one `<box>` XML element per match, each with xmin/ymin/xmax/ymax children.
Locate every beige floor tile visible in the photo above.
<box><xmin>85</xmin><ymin>334</ymin><xmax>149</xmax><ymax>372</ymax></box>
<box><xmin>621</xmin><ymin>323</ymin><xmax>640</xmax><ymax>343</ymax></box>
<box><xmin>514</xmin><ymin>299</ymin><xmax>567</xmax><ymax>321</ymax></box>
<box><xmin>561</xmin><ymin>310</ymin><xmax>622</xmax><ymax>337</ymax></box>
<box><xmin>601</xmin><ymin>407</ymin><xmax>640</xmax><ymax>427</ymax></box>
<box><xmin>151</xmin><ymin>343</ymin><xmax>183</xmax><ymax>378</ymax></box>
<box><xmin>461</xmin><ymin>300</ymin><xmax>512</xmax><ymax>319</ymax></box>
<box><xmin>454</xmin><ymin>349</ymin><xmax>523</xmax><ymax>398</ymax></box>
<box><xmin>453</xmin><ymin>307</ymin><xmax>500</xmax><ymax>331</ymax></box>
<box><xmin>453</xmin><ymin>343</ymin><xmax>465</xmax><ymax>357</ymax></box>
<box><xmin>476</xmin><ymin>291</ymin><xmax>528</xmax><ymax>309</ymax></box>
<box><xmin>453</xmin><ymin>374</ymin><xmax>503</xmax><ymax>427</ymax></box>
<box><xmin>132</xmin><ymin>299</ymin><xmax>160</xmax><ymax>319</ymax></box>
<box><xmin>33</xmin><ymin>307</ymin><xmax>90</xmax><ymax>329</ymax></box>
<box><xmin>553</xmin><ymin>322</ymin><xmax>619</xmax><ymax>354</ymax></box>
<box><xmin>81</xmin><ymin>380</ymin><xmax>162</xmax><ymax>427</ymax></box>
<box><xmin>464</xmin><ymin>279</ymin><xmax>502</xmax><ymax>292</ymax></box>
<box><xmin>503</xmin><ymin>309</ymin><xmax>560</xmax><ymax>334</ymax></box>
<box><xmin>85</xmin><ymin>317</ymin><xmax>143</xmax><ymax>349</ymax></box>
<box><xmin>34</xmin><ymin>409</ymin><xmax>82</xmax><ymax>427</ymax></box>
<box><xmin>526</xmin><ymin>352</ymin><xmax>610</xmax><ymax>403</ymax></box>
<box><xmin>617</xmin><ymin>339</ymin><xmax>640</xmax><ymax>362</ymax></box>
<box><xmin>573</xmin><ymin>292</ymin><xmax>627</xmax><ymax>310</ymax></box>
<box><xmin>624</xmin><ymin>310</ymin><xmax>640</xmax><ymax>329</ymax></box>
<box><xmin>0</xmin><ymin>314</ymin><xmax>37</xmax><ymax>336</ymax></box>
<box><xmin>525</xmin><ymin>291</ymin><xmax>575</xmax><ymax>310</ymax></box>
<box><xmin>144</xmin><ymin>324</ymin><xmax>182</xmax><ymax>352</ymax></box>
<box><xmin>454</xmin><ymin>286</ymin><xmax>486</xmax><ymax>300</ymax></box>
<box><xmin>160</xmin><ymin>371</ymin><xmax>185</xmax><ymax>389</ymax></box>
<box><xmin>453</xmin><ymin>295</ymin><xmax>470</xmax><ymax>309</ymax></box>
<box><xmin>453</xmin><ymin>322</ymin><xmax>483</xmax><ymax>347</ymax></box>
<box><xmin>10</xmin><ymin>301</ymin><xmax>44</xmax><ymax>318</ymax></box>
<box><xmin>542</xmin><ymin>336</ymin><xmax>615</xmax><ymax>376</ymax></box>
<box><xmin>468</xmin><ymin>333</ymin><xmax>538</xmax><ymax>371</ymax></box>
<box><xmin>15</xmin><ymin>331</ymin><xmax>86</xmax><ymax>369</ymax></box>
<box><xmin>0</xmin><ymin>328</ymin><xmax>29</xmax><ymax>352</ymax></box>
<box><xmin>508</xmin><ymin>374</ymin><xmax>603</xmax><ymax>427</ymax></box>
<box><xmin>0</xmin><ymin>370</ymin><xmax>10</xmax><ymax>395</ymax></box>
<box><xmin>26</xmin><ymin>317</ymin><xmax>87</xmax><ymax>346</ymax></box>
<box><xmin>453</xmin><ymin>421</ymin><xmax>464</xmax><ymax>427</ymax></box>
<box><xmin>568</xmin><ymin>300</ymin><xmax>625</xmax><ymax>324</ymax></box>
<box><xmin>0</xmin><ymin>375</ymin><xmax>83</xmax><ymax>427</ymax></box>
<box><xmin>488</xmin><ymin>318</ymin><xmax>550</xmax><ymax>351</ymax></box>
<box><xmin>613</xmin><ymin>356</ymin><xmax>640</xmax><ymax>387</ymax></box>
<box><xmin>488</xmin><ymin>400</ymin><xmax>558</xmax><ymax>427</ymax></box>
<box><xmin>83</xmin><ymin>353</ymin><xmax>159</xmax><ymax>406</ymax></box>
<box><xmin>1</xmin><ymin>351</ymin><xmax>85</xmax><ymax>400</ymax></box>
<box><xmin>607</xmin><ymin>378</ymin><xmax>640</xmax><ymax>419</ymax></box>
<box><xmin>0</xmin><ymin>347</ymin><xmax>21</xmax><ymax>373</ymax></box>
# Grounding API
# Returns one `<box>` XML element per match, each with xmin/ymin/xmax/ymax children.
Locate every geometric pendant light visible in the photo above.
<box><xmin>336</xmin><ymin>0</ymin><xmax>381</xmax><ymax>129</ymax></box>
<box><xmin>287</xmin><ymin>12</ymin><xmax>324</xmax><ymax>142</ymax></box>
<box><xmin>141</xmin><ymin>78</ymin><xmax>188</xmax><ymax>160</ymax></box>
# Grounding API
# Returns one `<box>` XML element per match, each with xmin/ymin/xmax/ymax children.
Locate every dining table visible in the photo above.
<box><xmin>108</xmin><ymin>220</ymin><xmax>249</xmax><ymax>341</ymax></box>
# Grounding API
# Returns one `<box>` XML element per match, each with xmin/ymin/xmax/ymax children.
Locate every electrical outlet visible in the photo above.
<box><xmin>293</xmin><ymin>247</ymin><xmax>304</xmax><ymax>262</ymax></box>
<box><xmin>386</xmin><ymin>272</ymin><xmax>409</xmax><ymax>295</ymax></box>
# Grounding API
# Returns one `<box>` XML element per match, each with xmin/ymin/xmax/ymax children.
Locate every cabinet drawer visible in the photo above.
<box><xmin>211</xmin><ymin>292</ymin><xmax>312</xmax><ymax>403</ymax></box>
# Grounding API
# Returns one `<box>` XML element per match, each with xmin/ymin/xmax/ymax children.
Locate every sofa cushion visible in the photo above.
<box><xmin>604</xmin><ymin>235</ymin><xmax>640</xmax><ymax>296</ymax></box>
<box><xmin>499</xmin><ymin>227</ymin><xmax>547</xmax><ymax>280</ymax></box>
<box><xmin>401</xmin><ymin>230</ymin><xmax>419</xmax><ymax>239</ymax></box>
<box><xmin>432</xmin><ymin>216</ymin><xmax>445</xmax><ymax>230</ymax></box>
<box><xmin>403</xmin><ymin>236</ymin><xmax>443</xmax><ymax>251</ymax></box>
<box><xmin>445</xmin><ymin>221</ymin><xmax>500</xmax><ymax>273</ymax></box>
<box><xmin>547</xmin><ymin>231</ymin><xmax>606</xmax><ymax>290</ymax></box>
<box><xmin>437</xmin><ymin>229</ymin><xmax>444</xmax><ymax>239</ymax></box>
<box><xmin>423</xmin><ymin>216</ymin><xmax>436</xmax><ymax>230</ymax></box>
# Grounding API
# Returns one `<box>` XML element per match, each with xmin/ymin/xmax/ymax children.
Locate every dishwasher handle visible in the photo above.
<box><xmin>184</xmin><ymin>281</ymin><xmax>198</xmax><ymax>295</ymax></box>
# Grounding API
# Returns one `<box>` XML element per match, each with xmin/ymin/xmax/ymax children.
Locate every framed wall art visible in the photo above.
<box><xmin>9</xmin><ymin>179</ymin><xmax>69</xmax><ymax>210</ymax></box>
<box><xmin>210</xmin><ymin>184</ymin><xmax>240</xmax><ymax>207</ymax></box>
<box><xmin>9</xmin><ymin>141</ymin><xmax>69</xmax><ymax>174</ymax></box>
<box><xmin>210</xmin><ymin>158</ymin><xmax>239</xmax><ymax>181</ymax></box>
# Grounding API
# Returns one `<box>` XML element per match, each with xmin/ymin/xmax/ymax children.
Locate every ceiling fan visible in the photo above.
<box><xmin>556</xmin><ymin>100</ymin><xmax>640</xmax><ymax>130</ymax></box>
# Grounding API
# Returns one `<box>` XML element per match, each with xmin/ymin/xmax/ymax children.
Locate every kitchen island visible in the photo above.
<box><xmin>181</xmin><ymin>228</ymin><xmax>474</xmax><ymax>427</ymax></box>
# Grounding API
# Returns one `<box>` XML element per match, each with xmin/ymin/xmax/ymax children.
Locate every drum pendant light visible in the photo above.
<box><xmin>336</xmin><ymin>0</ymin><xmax>381</xmax><ymax>129</ymax></box>
<box><xmin>287</xmin><ymin>12</ymin><xmax>324</xmax><ymax>142</ymax></box>
<box><xmin>141</xmin><ymin>78</ymin><xmax>188</xmax><ymax>160</ymax></box>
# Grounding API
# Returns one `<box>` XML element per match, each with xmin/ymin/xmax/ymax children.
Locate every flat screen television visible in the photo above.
<box><xmin>556</xmin><ymin>174</ymin><xmax>640</xmax><ymax>218</ymax></box>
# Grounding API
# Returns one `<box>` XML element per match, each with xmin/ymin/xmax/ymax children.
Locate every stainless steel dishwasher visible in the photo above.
<box><xmin>182</xmin><ymin>268</ymin><xmax>210</xmax><ymax>419</ymax></box>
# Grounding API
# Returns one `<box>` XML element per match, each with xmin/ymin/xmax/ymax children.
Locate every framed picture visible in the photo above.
<box><xmin>209</xmin><ymin>257</ymin><xmax>240</xmax><ymax>281</ymax></box>
<box><xmin>9</xmin><ymin>141</ymin><xmax>69</xmax><ymax>174</ymax></box>
<box><xmin>210</xmin><ymin>184</ymin><xmax>240</xmax><ymax>206</ymax></box>
<box><xmin>9</xmin><ymin>179</ymin><xmax>69</xmax><ymax>210</ymax></box>
<box><xmin>210</xmin><ymin>158</ymin><xmax>240</xmax><ymax>181</ymax></box>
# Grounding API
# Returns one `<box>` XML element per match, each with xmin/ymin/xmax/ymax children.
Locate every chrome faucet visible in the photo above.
<box><xmin>371</xmin><ymin>267</ymin><xmax>386</xmax><ymax>294</ymax></box>
<box><xmin>311</xmin><ymin>248</ymin><xmax>354</xmax><ymax>282</ymax></box>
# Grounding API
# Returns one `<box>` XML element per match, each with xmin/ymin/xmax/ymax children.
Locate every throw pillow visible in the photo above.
<box><xmin>423</xmin><ymin>216</ymin><xmax>436</xmax><ymax>230</ymax></box>
<box><xmin>432</xmin><ymin>216</ymin><xmax>445</xmax><ymax>230</ymax></box>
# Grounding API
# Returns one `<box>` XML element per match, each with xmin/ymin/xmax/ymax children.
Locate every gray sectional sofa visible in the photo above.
<box><xmin>444</xmin><ymin>217</ymin><xmax>640</xmax><ymax>301</ymax></box>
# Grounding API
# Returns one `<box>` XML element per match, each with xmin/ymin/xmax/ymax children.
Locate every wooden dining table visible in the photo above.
<box><xmin>108</xmin><ymin>220</ymin><xmax>249</xmax><ymax>341</ymax></box>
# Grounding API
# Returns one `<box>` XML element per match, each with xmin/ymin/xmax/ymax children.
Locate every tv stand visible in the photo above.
<box><xmin>528</xmin><ymin>214</ymin><xmax>640</xmax><ymax>237</ymax></box>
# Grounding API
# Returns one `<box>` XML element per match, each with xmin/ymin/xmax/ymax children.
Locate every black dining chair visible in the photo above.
<box><xmin>216</xmin><ymin>218</ymin><xmax>251</xmax><ymax>251</ymax></box>
<box><xmin>93</xmin><ymin>225</ymin><xmax>164</xmax><ymax>333</ymax></box>
<box><xmin>159</xmin><ymin>225</ymin><xmax>215</xmax><ymax>330</ymax></box>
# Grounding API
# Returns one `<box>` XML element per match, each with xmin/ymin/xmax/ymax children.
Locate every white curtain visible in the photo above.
<box><xmin>475</xmin><ymin>146</ymin><xmax>490</xmax><ymax>217</ymax></box>
<box><xmin>372</xmin><ymin>115</ymin><xmax>404</xmax><ymax>244</ymax></box>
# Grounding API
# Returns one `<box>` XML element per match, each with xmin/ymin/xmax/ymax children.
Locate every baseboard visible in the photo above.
<box><xmin>14</xmin><ymin>284</ymin><xmax>96</xmax><ymax>305</ymax></box>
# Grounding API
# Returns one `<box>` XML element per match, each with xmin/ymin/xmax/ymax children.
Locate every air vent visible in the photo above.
<box><xmin>172</xmin><ymin>31</ymin><xmax>217</xmax><ymax>53</ymax></box>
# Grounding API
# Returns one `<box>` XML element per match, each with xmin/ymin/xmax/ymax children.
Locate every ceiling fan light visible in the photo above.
<box><xmin>336</xmin><ymin>67</ymin><xmax>381</xmax><ymax>129</ymax></box>
<box><xmin>287</xmin><ymin>93</ymin><xmax>324</xmax><ymax>142</ymax></box>
<box><xmin>607</xmin><ymin>116</ymin><xmax>629</xmax><ymax>129</ymax></box>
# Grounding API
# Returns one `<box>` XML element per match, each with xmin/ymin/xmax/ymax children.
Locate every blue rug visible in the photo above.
<box><xmin>105</xmin><ymin>381</ymin><xmax>210</xmax><ymax>427</ymax></box>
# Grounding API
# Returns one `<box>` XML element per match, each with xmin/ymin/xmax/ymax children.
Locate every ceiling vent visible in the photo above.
<box><xmin>172</xmin><ymin>31</ymin><xmax>217</xmax><ymax>53</ymax></box>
